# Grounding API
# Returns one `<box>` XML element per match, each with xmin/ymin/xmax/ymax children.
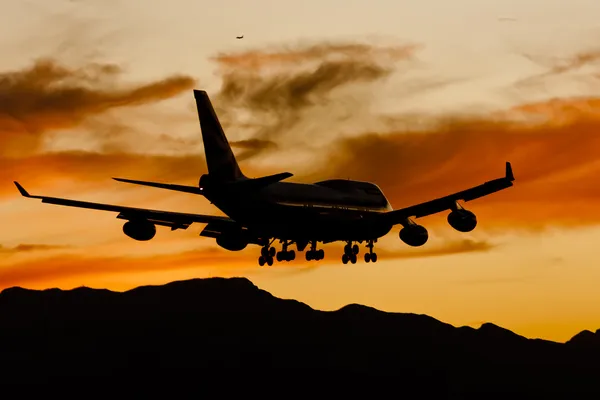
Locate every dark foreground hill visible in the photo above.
<box><xmin>1</xmin><ymin>277</ymin><xmax>599</xmax><ymax>395</ymax></box>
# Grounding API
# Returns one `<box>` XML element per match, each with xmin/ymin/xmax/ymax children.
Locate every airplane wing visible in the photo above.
<box><xmin>14</xmin><ymin>182</ymin><xmax>235</xmax><ymax>231</ymax></box>
<box><xmin>381</xmin><ymin>162</ymin><xmax>515</xmax><ymax>225</ymax></box>
<box><xmin>113</xmin><ymin>172</ymin><xmax>293</xmax><ymax>194</ymax></box>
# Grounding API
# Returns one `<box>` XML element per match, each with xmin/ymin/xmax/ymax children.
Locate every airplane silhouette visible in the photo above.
<box><xmin>236</xmin><ymin>35</ymin><xmax>244</xmax><ymax>39</ymax></box>
<box><xmin>14</xmin><ymin>90</ymin><xmax>515</xmax><ymax>266</ymax></box>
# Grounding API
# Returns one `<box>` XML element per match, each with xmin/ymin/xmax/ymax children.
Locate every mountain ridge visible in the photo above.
<box><xmin>1</xmin><ymin>276</ymin><xmax>593</xmax><ymax>343</ymax></box>
<box><xmin>1</xmin><ymin>276</ymin><xmax>599</xmax><ymax>395</ymax></box>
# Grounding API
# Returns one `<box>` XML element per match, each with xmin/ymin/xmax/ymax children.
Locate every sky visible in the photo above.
<box><xmin>1</xmin><ymin>0</ymin><xmax>600</xmax><ymax>342</ymax></box>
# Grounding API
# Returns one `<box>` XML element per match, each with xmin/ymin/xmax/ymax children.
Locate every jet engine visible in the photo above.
<box><xmin>447</xmin><ymin>209</ymin><xmax>477</xmax><ymax>232</ymax></box>
<box><xmin>216</xmin><ymin>233</ymin><xmax>249</xmax><ymax>251</ymax></box>
<box><xmin>399</xmin><ymin>224</ymin><xmax>429</xmax><ymax>247</ymax></box>
<box><xmin>123</xmin><ymin>220</ymin><xmax>156</xmax><ymax>241</ymax></box>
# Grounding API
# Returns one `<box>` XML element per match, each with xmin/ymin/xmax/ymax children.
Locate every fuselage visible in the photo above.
<box><xmin>204</xmin><ymin>178</ymin><xmax>395</xmax><ymax>243</ymax></box>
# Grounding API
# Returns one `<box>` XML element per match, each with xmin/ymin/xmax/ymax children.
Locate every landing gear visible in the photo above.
<box><xmin>258</xmin><ymin>240</ymin><xmax>276</xmax><ymax>266</ymax></box>
<box><xmin>342</xmin><ymin>242</ymin><xmax>359</xmax><ymax>264</ymax></box>
<box><xmin>364</xmin><ymin>240</ymin><xmax>378</xmax><ymax>263</ymax></box>
<box><xmin>276</xmin><ymin>241</ymin><xmax>296</xmax><ymax>262</ymax></box>
<box><xmin>306</xmin><ymin>241</ymin><xmax>324</xmax><ymax>261</ymax></box>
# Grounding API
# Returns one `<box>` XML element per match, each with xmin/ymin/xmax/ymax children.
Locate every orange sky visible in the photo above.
<box><xmin>2</xmin><ymin>1</ymin><xmax>600</xmax><ymax>343</ymax></box>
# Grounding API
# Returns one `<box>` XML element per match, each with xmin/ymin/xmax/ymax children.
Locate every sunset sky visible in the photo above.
<box><xmin>2</xmin><ymin>0</ymin><xmax>600</xmax><ymax>342</ymax></box>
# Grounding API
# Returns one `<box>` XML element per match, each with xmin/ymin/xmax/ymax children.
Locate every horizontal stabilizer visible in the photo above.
<box><xmin>226</xmin><ymin>172</ymin><xmax>293</xmax><ymax>191</ymax></box>
<box><xmin>112</xmin><ymin>178</ymin><xmax>204</xmax><ymax>195</ymax></box>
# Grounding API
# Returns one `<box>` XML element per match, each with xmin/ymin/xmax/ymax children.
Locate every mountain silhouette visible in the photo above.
<box><xmin>1</xmin><ymin>277</ymin><xmax>599</xmax><ymax>396</ymax></box>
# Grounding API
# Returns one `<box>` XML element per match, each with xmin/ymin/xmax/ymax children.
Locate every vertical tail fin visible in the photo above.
<box><xmin>194</xmin><ymin>90</ymin><xmax>245</xmax><ymax>182</ymax></box>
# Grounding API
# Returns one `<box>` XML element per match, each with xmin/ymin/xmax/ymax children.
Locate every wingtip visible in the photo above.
<box><xmin>193</xmin><ymin>89</ymin><xmax>207</xmax><ymax>99</ymax></box>
<box><xmin>14</xmin><ymin>181</ymin><xmax>30</xmax><ymax>197</ymax></box>
<box><xmin>505</xmin><ymin>161</ymin><xmax>514</xmax><ymax>181</ymax></box>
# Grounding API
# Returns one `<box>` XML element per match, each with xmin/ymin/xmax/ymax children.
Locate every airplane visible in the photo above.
<box><xmin>14</xmin><ymin>89</ymin><xmax>515</xmax><ymax>266</ymax></box>
<box><xmin>236</xmin><ymin>35</ymin><xmax>244</xmax><ymax>39</ymax></box>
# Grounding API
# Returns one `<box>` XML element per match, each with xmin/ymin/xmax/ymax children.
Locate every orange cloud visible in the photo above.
<box><xmin>0</xmin><ymin>58</ymin><xmax>195</xmax><ymax>156</ymax></box>
<box><xmin>0</xmin><ymin>249</ymin><xmax>252</xmax><ymax>290</ymax></box>
<box><xmin>5</xmin><ymin>41</ymin><xmax>600</xmax><ymax>239</ymax></box>
<box><xmin>1</xmin><ymin>40</ymin><xmax>425</xmax><ymax>195</ymax></box>
<box><xmin>211</xmin><ymin>42</ymin><xmax>421</xmax><ymax>71</ymax></box>
<box><xmin>0</xmin><ymin>243</ymin><xmax>67</xmax><ymax>254</ymax></box>
<box><xmin>0</xmin><ymin>151</ymin><xmax>204</xmax><ymax>196</ymax></box>
<box><xmin>0</xmin><ymin>238</ymin><xmax>494</xmax><ymax>290</ymax></box>
<box><xmin>317</xmin><ymin>97</ymin><xmax>600</xmax><ymax>230</ymax></box>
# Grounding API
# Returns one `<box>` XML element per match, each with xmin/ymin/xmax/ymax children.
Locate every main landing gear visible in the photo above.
<box><xmin>342</xmin><ymin>242</ymin><xmax>359</xmax><ymax>264</ymax></box>
<box><xmin>258</xmin><ymin>241</ymin><xmax>276</xmax><ymax>266</ymax></box>
<box><xmin>258</xmin><ymin>239</ymin><xmax>376</xmax><ymax>266</ymax></box>
<box><xmin>341</xmin><ymin>240</ymin><xmax>378</xmax><ymax>264</ymax></box>
<box><xmin>276</xmin><ymin>240</ymin><xmax>296</xmax><ymax>262</ymax></box>
<box><xmin>305</xmin><ymin>241</ymin><xmax>324</xmax><ymax>261</ymax></box>
<box><xmin>259</xmin><ymin>239</ymin><xmax>297</xmax><ymax>266</ymax></box>
<box><xmin>364</xmin><ymin>239</ymin><xmax>378</xmax><ymax>263</ymax></box>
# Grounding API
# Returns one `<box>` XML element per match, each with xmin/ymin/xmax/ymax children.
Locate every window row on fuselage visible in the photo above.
<box><xmin>275</xmin><ymin>201</ymin><xmax>391</xmax><ymax>213</ymax></box>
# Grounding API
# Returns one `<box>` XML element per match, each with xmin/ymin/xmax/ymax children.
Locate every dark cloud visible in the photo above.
<box><xmin>0</xmin><ymin>58</ymin><xmax>195</xmax><ymax>156</ymax></box>
<box><xmin>210</xmin><ymin>41</ymin><xmax>425</xmax><ymax>159</ymax></box>
<box><xmin>0</xmin><ymin>243</ymin><xmax>68</xmax><ymax>254</ymax></box>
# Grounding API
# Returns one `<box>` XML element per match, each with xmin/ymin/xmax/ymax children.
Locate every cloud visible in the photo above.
<box><xmin>0</xmin><ymin>243</ymin><xmax>68</xmax><ymax>254</ymax></box>
<box><xmin>5</xmin><ymin>38</ymin><xmax>600</xmax><ymax>238</ymax></box>
<box><xmin>211</xmin><ymin>42</ymin><xmax>421</xmax><ymax>71</ymax></box>
<box><xmin>314</xmin><ymin>95</ymin><xmax>600</xmax><ymax>230</ymax></box>
<box><xmin>377</xmin><ymin>239</ymin><xmax>495</xmax><ymax>260</ymax></box>
<box><xmin>0</xmin><ymin>247</ymin><xmax>257</xmax><ymax>290</ymax></box>
<box><xmin>0</xmin><ymin>151</ymin><xmax>205</xmax><ymax>195</ymax></box>
<box><xmin>0</xmin><ymin>58</ymin><xmax>195</xmax><ymax>156</ymax></box>
<box><xmin>0</xmin><ymin>238</ymin><xmax>494</xmax><ymax>289</ymax></box>
<box><xmin>230</xmin><ymin>139</ymin><xmax>278</xmax><ymax>162</ymax></box>
<box><xmin>211</xmin><ymin>41</ymin><xmax>424</xmax><ymax>159</ymax></box>
<box><xmin>258</xmin><ymin>238</ymin><xmax>495</xmax><ymax>277</ymax></box>
<box><xmin>1</xmin><ymin>40</ymin><xmax>427</xmax><ymax>192</ymax></box>
<box><xmin>516</xmin><ymin>50</ymin><xmax>600</xmax><ymax>87</ymax></box>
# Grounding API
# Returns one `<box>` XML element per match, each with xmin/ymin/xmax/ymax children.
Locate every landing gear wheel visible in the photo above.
<box><xmin>269</xmin><ymin>247</ymin><xmax>276</xmax><ymax>257</ymax></box>
<box><xmin>258</xmin><ymin>256</ymin><xmax>266</xmax><ymax>266</ymax></box>
<box><xmin>305</xmin><ymin>242</ymin><xmax>323</xmax><ymax>262</ymax></box>
<box><xmin>364</xmin><ymin>240</ymin><xmax>377</xmax><ymax>263</ymax></box>
<box><xmin>266</xmin><ymin>256</ymin><xmax>274</xmax><ymax>266</ymax></box>
<box><xmin>317</xmin><ymin>249</ymin><xmax>324</xmax><ymax>260</ymax></box>
<box><xmin>352</xmin><ymin>244</ymin><xmax>359</xmax><ymax>255</ymax></box>
<box><xmin>350</xmin><ymin>254</ymin><xmax>357</xmax><ymax>264</ymax></box>
<box><xmin>279</xmin><ymin>250</ymin><xmax>296</xmax><ymax>262</ymax></box>
<box><xmin>342</xmin><ymin>254</ymin><xmax>349</xmax><ymax>264</ymax></box>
